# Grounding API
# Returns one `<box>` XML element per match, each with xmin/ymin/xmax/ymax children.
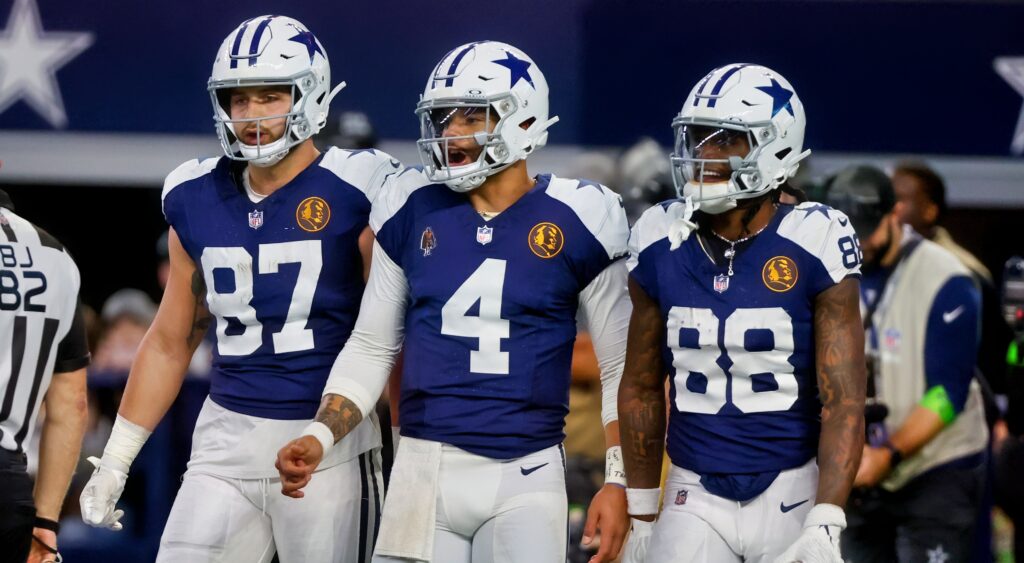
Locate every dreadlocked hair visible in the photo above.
<box><xmin>775</xmin><ymin>181</ymin><xmax>808</xmax><ymax>204</ymax></box>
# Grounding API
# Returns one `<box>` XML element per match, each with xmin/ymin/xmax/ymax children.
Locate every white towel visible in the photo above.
<box><xmin>373</xmin><ymin>436</ymin><xmax>442</xmax><ymax>561</ymax></box>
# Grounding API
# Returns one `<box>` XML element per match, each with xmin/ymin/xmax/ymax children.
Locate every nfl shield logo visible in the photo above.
<box><xmin>248</xmin><ymin>209</ymin><xmax>264</xmax><ymax>230</ymax></box>
<box><xmin>476</xmin><ymin>226</ymin><xmax>493</xmax><ymax>245</ymax></box>
<box><xmin>713</xmin><ymin>274</ymin><xmax>730</xmax><ymax>293</ymax></box>
<box><xmin>675</xmin><ymin>489</ymin><xmax>688</xmax><ymax>505</ymax></box>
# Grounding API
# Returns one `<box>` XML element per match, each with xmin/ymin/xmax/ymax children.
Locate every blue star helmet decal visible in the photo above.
<box><xmin>755</xmin><ymin>78</ymin><xmax>795</xmax><ymax>117</ymax></box>
<box><xmin>288</xmin><ymin>28</ymin><xmax>325</xmax><ymax>64</ymax></box>
<box><xmin>799</xmin><ymin>203</ymin><xmax>832</xmax><ymax>219</ymax></box>
<box><xmin>492</xmin><ymin>51</ymin><xmax>535</xmax><ymax>89</ymax></box>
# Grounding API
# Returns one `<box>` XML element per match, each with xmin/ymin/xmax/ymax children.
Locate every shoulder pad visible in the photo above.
<box><xmin>161</xmin><ymin>157</ymin><xmax>220</xmax><ymax>203</ymax></box>
<box><xmin>369</xmin><ymin>166</ymin><xmax>433</xmax><ymax>233</ymax></box>
<box><xmin>544</xmin><ymin>176</ymin><xmax>629</xmax><ymax>260</ymax></box>
<box><xmin>777</xmin><ymin>202</ymin><xmax>860</xmax><ymax>283</ymax></box>
<box><xmin>319</xmin><ymin>147</ymin><xmax>403</xmax><ymax>203</ymax></box>
<box><xmin>627</xmin><ymin>200</ymin><xmax>677</xmax><ymax>272</ymax></box>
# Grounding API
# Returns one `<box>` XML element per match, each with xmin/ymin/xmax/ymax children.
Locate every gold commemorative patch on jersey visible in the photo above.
<box><xmin>762</xmin><ymin>256</ymin><xmax>798</xmax><ymax>292</ymax></box>
<box><xmin>528</xmin><ymin>222</ymin><xmax>564</xmax><ymax>259</ymax></box>
<box><xmin>296</xmin><ymin>197</ymin><xmax>330</xmax><ymax>232</ymax></box>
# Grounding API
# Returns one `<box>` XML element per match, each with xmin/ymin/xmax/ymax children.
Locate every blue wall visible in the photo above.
<box><xmin>1</xmin><ymin>0</ymin><xmax>1022</xmax><ymax>155</ymax></box>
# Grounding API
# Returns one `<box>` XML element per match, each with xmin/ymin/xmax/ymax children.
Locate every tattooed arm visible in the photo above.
<box><xmin>119</xmin><ymin>227</ymin><xmax>213</xmax><ymax>430</ymax></box>
<box><xmin>278</xmin><ymin>240</ymin><xmax>408</xmax><ymax>497</ymax></box>
<box><xmin>813</xmin><ymin>277</ymin><xmax>867</xmax><ymax>507</ymax></box>
<box><xmin>618</xmin><ymin>277</ymin><xmax>668</xmax><ymax>520</ymax></box>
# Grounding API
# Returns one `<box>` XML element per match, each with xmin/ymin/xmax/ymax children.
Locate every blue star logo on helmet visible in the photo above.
<box><xmin>755</xmin><ymin>78</ymin><xmax>795</xmax><ymax>117</ymax></box>
<box><xmin>492</xmin><ymin>51</ymin><xmax>534</xmax><ymax>89</ymax></box>
<box><xmin>288</xmin><ymin>28</ymin><xmax>324</xmax><ymax>64</ymax></box>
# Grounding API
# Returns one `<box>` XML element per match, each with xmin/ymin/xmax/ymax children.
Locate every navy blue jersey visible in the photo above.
<box><xmin>628</xmin><ymin>201</ymin><xmax>861</xmax><ymax>475</ymax></box>
<box><xmin>373</xmin><ymin>172</ymin><xmax>629</xmax><ymax>459</ymax></box>
<box><xmin>161</xmin><ymin>148</ymin><xmax>399</xmax><ymax>419</ymax></box>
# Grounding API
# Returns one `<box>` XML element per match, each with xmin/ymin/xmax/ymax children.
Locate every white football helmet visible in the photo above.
<box><xmin>208</xmin><ymin>15</ymin><xmax>345</xmax><ymax>166</ymax></box>
<box><xmin>415</xmin><ymin>41</ymin><xmax>559</xmax><ymax>192</ymax></box>
<box><xmin>671</xmin><ymin>64</ymin><xmax>810</xmax><ymax>214</ymax></box>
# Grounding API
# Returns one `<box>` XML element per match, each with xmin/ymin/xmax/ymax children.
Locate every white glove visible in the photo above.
<box><xmin>80</xmin><ymin>456</ymin><xmax>128</xmax><ymax>531</ymax></box>
<box><xmin>620</xmin><ymin>518</ymin><xmax>656</xmax><ymax>563</ymax></box>
<box><xmin>773</xmin><ymin>503</ymin><xmax>846</xmax><ymax>563</ymax></box>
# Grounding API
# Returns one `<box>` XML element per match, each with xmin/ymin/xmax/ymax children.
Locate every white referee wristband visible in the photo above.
<box><xmin>626</xmin><ymin>487</ymin><xmax>661</xmax><ymax>516</ymax></box>
<box><xmin>605</xmin><ymin>445</ymin><xmax>627</xmax><ymax>487</ymax></box>
<box><xmin>301</xmin><ymin>421</ymin><xmax>335</xmax><ymax>455</ymax></box>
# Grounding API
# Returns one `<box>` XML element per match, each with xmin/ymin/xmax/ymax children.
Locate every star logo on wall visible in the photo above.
<box><xmin>0</xmin><ymin>0</ymin><xmax>93</xmax><ymax>128</ymax></box>
<box><xmin>994</xmin><ymin>56</ymin><xmax>1024</xmax><ymax>155</ymax></box>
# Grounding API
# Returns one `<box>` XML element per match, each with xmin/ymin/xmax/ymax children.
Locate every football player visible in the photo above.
<box><xmin>79</xmin><ymin>16</ymin><xmax>397</xmax><ymax>563</ymax></box>
<box><xmin>618</xmin><ymin>64</ymin><xmax>866</xmax><ymax>563</ymax></box>
<box><xmin>276</xmin><ymin>41</ymin><xmax>632</xmax><ymax>563</ymax></box>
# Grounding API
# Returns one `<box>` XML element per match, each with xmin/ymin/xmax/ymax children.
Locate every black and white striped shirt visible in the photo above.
<box><xmin>0</xmin><ymin>198</ymin><xmax>90</xmax><ymax>453</ymax></box>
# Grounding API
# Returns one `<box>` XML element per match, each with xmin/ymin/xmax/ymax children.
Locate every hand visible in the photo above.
<box><xmin>276</xmin><ymin>435</ymin><xmax>324</xmax><ymax>498</ymax></box>
<box><xmin>853</xmin><ymin>445</ymin><xmax>891</xmax><ymax>488</ymax></box>
<box><xmin>582</xmin><ymin>484</ymin><xmax>629</xmax><ymax>563</ymax></box>
<box><xmin>26</xmin><ymin>528</ymin><xmax>58</xmax><ymax>563</ymax></box>
<box><xmin>773</xmin><ymin>504</ymin><xmax>845</xmax><ymax>563</ymax></box>
<box><xmin>620</xmin><ymin>517</ymin><xmax>655</xmax><ymax>563</ymax></box>
<box><xmin>80</xmin><ymin>456</ymin><xmax>128</xmax><ymax>531</ymax></box>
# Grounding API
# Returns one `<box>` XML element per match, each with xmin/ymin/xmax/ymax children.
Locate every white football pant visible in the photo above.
<box><xmin>373</xmin><ymin>442</ymin><xmax>567</xmax><ymax>563</ymax></box>
<box><xmin>646</xmin><ymin>459</ymin><xmax>818</xmax><ymax>563</ymax></box>
<box><xmin>157</xmin><ymin>450</ymin><xmax>383</xmax><ymax>563</ymax></box>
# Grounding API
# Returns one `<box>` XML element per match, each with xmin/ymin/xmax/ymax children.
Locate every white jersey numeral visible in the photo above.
<box><xmin>441</xmin><ymin>258</ymin><xmax>510</xmax><ymax>374</ymax></box>
<box><xmin>201</xmin><ymin>240</ymin><xmax>323</xmax><ymax>356</ymax></box>
<box><xmin>668</xmin><ymin>306</ymin><xmax>797</xmax><ymax>414</ymax></box>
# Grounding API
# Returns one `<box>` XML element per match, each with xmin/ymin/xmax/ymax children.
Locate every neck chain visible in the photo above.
<box><xmin>709</xmin><ymin>222</ymin><xmax>770</xmax><ymax>276</ymax></box>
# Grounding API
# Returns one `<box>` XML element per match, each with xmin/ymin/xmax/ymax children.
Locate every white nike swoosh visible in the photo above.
<box><xmin>943</xmin><ymin>306</ymin><xmax>964</xmax><ymax>323</ymax></box>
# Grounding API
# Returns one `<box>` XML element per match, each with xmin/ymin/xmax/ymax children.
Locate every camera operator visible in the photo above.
<box><xmin>823</xmin><ymin>166</ymin><xmax>987</xmax><ymax>562</ymax></box>
<box><xmin>995</xmin><ymin>257</ymin><xmax>1024</xmax><ymax>561</ymax></box>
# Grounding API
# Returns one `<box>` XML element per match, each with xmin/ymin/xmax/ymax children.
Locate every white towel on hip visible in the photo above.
<box><xmin>373</xmin><ymin>436</ymin><xmax>442</xmax><ymax>561</ymax></box>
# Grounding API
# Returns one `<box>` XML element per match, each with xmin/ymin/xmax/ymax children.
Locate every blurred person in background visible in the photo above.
<box><xmin>824</xmin><ymin>165</ymin><xmax>987</xmax><ymax>563</ymax></box>
<box><xmin>327</xmin><ymin>111</ymin><xmax>379</xmax><ymax>151</ymax></box>
<box><xmin>995</xmin><ymin>257</ymin><xmax>1024</xmax><ymax>561</ymax></box>
<box><xmin>78</xmin><ymin>15</ymin><xmax>399</xmax><ymax>562</ymax></box>
<box><xmin>892</xmin><ymin>161</ymin><xmax>1012</xmax><ymax>405</ymax></box>
<box><xmin>0</xmin><ymin>189</ymin><xmax>90</xmax><ymax>563</ymax></box>
<box><xmin>617</xmin><ymin>138</ymin><xmax>675</xmax><ymax>225</ymax></box>
<box><xmin>90</xmin><ymin>289</ymin><xmax>156</xmax><ymax>374</ymax></box>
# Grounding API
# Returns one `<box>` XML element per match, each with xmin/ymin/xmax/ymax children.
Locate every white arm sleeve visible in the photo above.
<box><xmin>578</xmin><ymin>260</ymin><xmax>632</xmax><ymax>427</ymax></box>
<box><xmin>321</xmin><ymin>240</ymin><xmax>409</xmax><ymax>417</ymax></box>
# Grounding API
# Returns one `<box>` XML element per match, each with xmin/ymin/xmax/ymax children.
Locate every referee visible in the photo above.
<box><xmin>0</xmin><ymin>189</ymin><xmax>90</xmax><ymax>563</ymax></box>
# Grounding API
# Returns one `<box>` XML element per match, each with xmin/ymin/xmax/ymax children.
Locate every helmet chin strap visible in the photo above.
<box><xmin>668</xmin><ymin>196</ymin><xmax>700</xmax><ymax>250</ymax></box>
<box><xmin>239</xmin><ymin>136</ymin><xmax>289</xmax><ymax>167</ymax></box>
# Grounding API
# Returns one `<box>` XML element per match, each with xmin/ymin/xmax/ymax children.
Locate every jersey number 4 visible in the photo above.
<box><xmin>668</xmin><ymin>306</ymin><xmax>798</xmax><ymax>414</ymax></box>
<box><xmin>441</xmin><ymin>259</ymin><xmax>510</xmax><ymax>375</ymax></box>
<box><xmin>201</xmin><ymin>241</ymin><xmax>322</xmax><ymax>356</ymax></box>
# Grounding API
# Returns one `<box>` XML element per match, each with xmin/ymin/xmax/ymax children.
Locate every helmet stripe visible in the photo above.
<box><xmin>431</xmin><ymin>46</ymin><xmax>460</xmax><ymax>85</ymax></box>
<box><xmin>707</xmin><ymin>64</ymin><xmax>749</xmax><ymax>108</ymax></box>
<box><xmin>692</xmin><ymin>71</ymin><xmax>715</xmax><ymax>106</ymax></box>
<box><xmin>228</xmin><ymin>18</ymin><xmax>255</xmax><ymax>69</ymax></box>
<box><xmin>443</xmin><ymin>42</ymin><xmax>481</xmax><ymax>87</ymax></box>
<box><xmin>247</xmin><ymin>16</ymin><xmax>277</xmax><ymax>67</ymax></box>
